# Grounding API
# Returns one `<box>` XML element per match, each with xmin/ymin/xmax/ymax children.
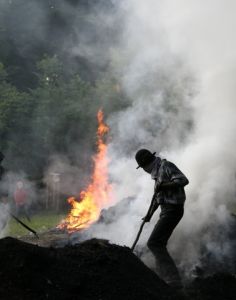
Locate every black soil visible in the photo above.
<box><xmin>0</xmin><ymin>237</ymin><xmax>174</xmax><ymax>300</ymax></box>
<box><xmin>186</xmin><ymin>273</ymin><xmax>236</xmax><ymax>300</ymax></box>
<box><xmin>0</xmin><ymin>237</ymin><xmax>236</xmax><ymax>300</ymax></box>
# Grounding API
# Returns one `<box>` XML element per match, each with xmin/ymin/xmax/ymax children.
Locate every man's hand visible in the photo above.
<box><xmin>142</xmin><ymin>214</ymin><xmax>151</xmax><ymax>222</ymax></box>
<box><xmin>154</xmin><ymin>180</ymin><xmax>162</xmax><ymax>192</ymax></box>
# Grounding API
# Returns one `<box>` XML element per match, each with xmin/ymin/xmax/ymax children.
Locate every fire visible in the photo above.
<box><xmin>58</xmin><ymin>109</ymin><xmax>113</xmax><ymax>232</ymax></box>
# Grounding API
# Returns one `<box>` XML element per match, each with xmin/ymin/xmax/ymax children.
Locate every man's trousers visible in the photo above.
<box><xmin>147</xmin><ymin>204</ymin><xmax>184</xmax><ymax>288</ymax></box>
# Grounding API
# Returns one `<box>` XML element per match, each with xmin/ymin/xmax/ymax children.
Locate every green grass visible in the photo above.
<box><xmin>7</xmin><ymin>212</ymin><xmax>66</xmax><ymax>237</ymax></box>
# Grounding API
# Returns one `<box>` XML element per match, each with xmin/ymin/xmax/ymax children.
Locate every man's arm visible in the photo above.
<box><xmin>142</xmin><ymin>200</ymin><xmax>159</xmax><ymax>222</ymax></box>
<box><xmin>160</xmin><ymin>177</ymin><xmax>189</xmax><ymax>190</ymax></box>
<box><xmin>142</xmin><ymin>183</ymin><xmax>161</xmax><ymax>222</ymax></box>
<box><xmin>160</xmin><ymin>161</ymin><xmax>189</xmax><ymax>191</ymax></box>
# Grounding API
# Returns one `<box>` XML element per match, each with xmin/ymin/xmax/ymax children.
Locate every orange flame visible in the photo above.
<box><xmin>58</xmin><ymin>109</ymin><xmax>113</xmax><ymax>232</ymax></box>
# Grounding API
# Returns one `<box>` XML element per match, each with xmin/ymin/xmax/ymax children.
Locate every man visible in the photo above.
<box><xmin>14</xmin><ymin>180</ymin><xmax>31</xmax><ymax>222</ymax></box>
<box><xmin>135</xmin><ymin>149</ymin><xmax>189</xmax><ymax>289</ymax></box>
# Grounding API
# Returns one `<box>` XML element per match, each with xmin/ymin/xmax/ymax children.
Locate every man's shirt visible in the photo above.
<box><xmin>151</xmin><ymin>159</ymin><xmax>189</xmax><ymax>205</ymax></box>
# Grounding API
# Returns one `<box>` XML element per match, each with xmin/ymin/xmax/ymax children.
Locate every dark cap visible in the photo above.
<box><xmin>135</xmin><ymin>149</ymin><xmax>156</xmax><ymax>169</ymax></box>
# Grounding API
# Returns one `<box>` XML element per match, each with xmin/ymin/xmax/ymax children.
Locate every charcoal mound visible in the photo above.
<box><xmin>98</xmin><ymin>197</ymin><xmax>134</xmax><ymax>224</ymax></box>
<box><xmin>0</xmin><ymin>237</ymin><xmax>175</xmax><ymax>300</ymax></box>
<box><xmin>2</xmin><ymin>237</ymin><xmax>236</xmax><ymax>300</ymax></box>
<box><xmin>187</xmin><ymin>273</ymin><xmax>236</xmax><ymax>300</ymax></box>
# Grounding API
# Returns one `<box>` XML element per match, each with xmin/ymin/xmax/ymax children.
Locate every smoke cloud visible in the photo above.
<box><xmin>84</xmin><ymin>0</ymin><xmax>236</xmax><ymax>276</ymax></box>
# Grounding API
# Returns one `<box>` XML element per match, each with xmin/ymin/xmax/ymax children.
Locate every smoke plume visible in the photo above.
<box><xmin>85</xmin><ymin>0</ymin><xmax>236</xmax><ymax>276</ymax></box>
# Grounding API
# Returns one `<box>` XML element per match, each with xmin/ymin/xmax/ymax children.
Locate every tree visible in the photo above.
<box><xmin>0</xmin><ymin>63</ymin><xmax>34</xmax><ymax>172</ymax></box>
<box><xmin>28</xmin><ymin>56</ymin><xmax>98</xmax><ymax>176</ymax></box>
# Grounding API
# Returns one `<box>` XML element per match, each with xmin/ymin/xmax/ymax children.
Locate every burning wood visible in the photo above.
<box><xmin>58</xmin><ymin>110</ymin><xmax>114</xmax><ymax>233</ymax></box>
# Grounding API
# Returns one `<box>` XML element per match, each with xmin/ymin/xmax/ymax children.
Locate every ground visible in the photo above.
<box><xmin>0</xmin><ymin>235</ymin><xmax>236</xmax><ymax>300</ymax></box>
<box><xmin>0</xmin><ymin>237</ymin><xmax>176</xmax><ymax>300</ymax></box>
<box><xmin>1</xmin><ymin>212</ymin><xmax>236</xmax><ymax>300</ymax></box>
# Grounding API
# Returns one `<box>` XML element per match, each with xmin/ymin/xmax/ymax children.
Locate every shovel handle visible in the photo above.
<box><xmin>131</xmin><ymin>219</ymin><xmax>146</xmax><ymax>251</ymax></box>
<box><xmin>131</xmin><ymin>188</ymin><xmax>160</xmax><ymax>252</ymax></box>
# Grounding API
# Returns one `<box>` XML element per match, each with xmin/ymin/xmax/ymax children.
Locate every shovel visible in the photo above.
<box><xmin>131</xmin><ymin>189</ymin><xmax>160</xmax><ymax>252</ymax></box>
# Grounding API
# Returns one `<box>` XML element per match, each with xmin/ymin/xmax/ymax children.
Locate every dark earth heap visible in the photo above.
<box><xmin>0</xmin><ymin>237</ymin><xmax>175</xmax><ymax>300</ymax></box>
<box><xmin>0</xmin><ymin>237</ymin><xmax>236</xmax><ymax>300</ymax></box>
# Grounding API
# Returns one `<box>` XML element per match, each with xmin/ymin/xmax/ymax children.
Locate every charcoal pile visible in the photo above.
<box><xmin>98</xmin><ymin>197</ymin><xmax>134</xmax><ymax>224</ymax></box>
<box><xmin>0</xmin><ymin>237</ymin><xmax>176</xmax><ymax>300</ymax></box>
<box><xmin>1</xmin><ymin>237</ymin><xmax>236</xmax><ymax>300</ymax></box>
<box><xmin>186</xmin><ymin>273</ymin><xmax>236</xmax><ymax>300</ymax></box>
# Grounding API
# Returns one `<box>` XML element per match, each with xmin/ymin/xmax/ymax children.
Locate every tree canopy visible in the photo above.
<box><xmin>0</xmin><ymin>0</ymin><xmax>127</xmax><ymax>179</ymax></box>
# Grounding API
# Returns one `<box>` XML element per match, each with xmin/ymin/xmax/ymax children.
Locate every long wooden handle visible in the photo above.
<box><xmin>131</xmin><ymin>191</ymin><xmax>159</xmax><ymax>252</ymax></box>
<box><xmin>10</xmin><ymin>213</ymin><xmax>39</xmax><ymax>239</ymax></box>
<box><xmin>131</xmin><ymin>219</ymin><xmax>146</xmax><ymax>251</ymax></box>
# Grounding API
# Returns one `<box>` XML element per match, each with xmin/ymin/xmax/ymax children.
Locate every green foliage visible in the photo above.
<box><xmin>0</xmin><ymin>2</ymin><xmax>132</xmax><ymax>227</ymax></box>
<box><xmin>0</xmin><ymin>55</ymin><xmax>128</xmax><ymax>177</ymax></box>
<box><xmin>31</xmin><ymin>58</ymin><xmax>97</xmax><ymax>157</ymax></box>
<box><xmin>0</xmin><ymin>0</ymin><xmax>118</xmax><ymax>90</ymax></box>
<box><xmin>0</xmin><ymin>63</ymin><xmax>7</xmax><ymax>81</ymax></box>
<box><xmin>0</xmin><ymin>0</ymin><xmax>127</xmax><ymax>178</ymax></box>
<box><xmin>37</xmin><ymin>55</ymin><xmax>64</xmax><ymax>86</ymax></box>
<box><xmin>0</xmin><ymin>65</ymin><xmax>33</xmax><ymax>156</ymax></box>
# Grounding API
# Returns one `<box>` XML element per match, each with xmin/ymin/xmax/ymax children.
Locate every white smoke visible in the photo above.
<box><xmin>0</xmin><ymin>202</ymin><xmax>9</xmax><ymax>238</ymax></box>
<box><xmin>87</xmin><ymin>0</ymin><xmax>236</xmax><ymax>276</ymax></box>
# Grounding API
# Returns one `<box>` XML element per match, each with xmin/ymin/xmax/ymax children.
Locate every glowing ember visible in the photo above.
<box><xmin>58</xmin><ymin>109</ymin><xmax>113</xmax><ymax>232</ymax></box>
